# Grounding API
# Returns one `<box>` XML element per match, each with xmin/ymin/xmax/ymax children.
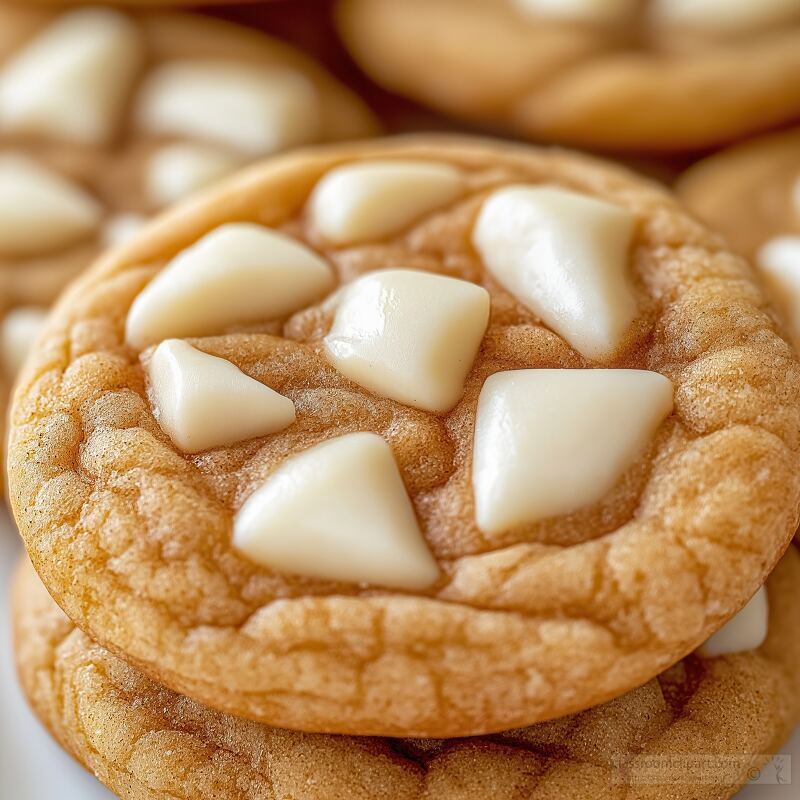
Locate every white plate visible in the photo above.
<box><xmin>1</xmin><ymin>511</ymin><xmax>797</xmax><ymax>799</ymax></box>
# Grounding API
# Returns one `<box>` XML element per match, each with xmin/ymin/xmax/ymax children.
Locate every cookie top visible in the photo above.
<box><xmin>13</xmin><ymin>548</ymin><xmax>800</xmax><ymax>800</ymax></box>
<box><xmin>677</xmin><ymin>128</ymin><xmax>800</xmax><ymax>352</ymax></box>
<box><xmin>9</xmin><ymin>136</ymin><xmax>800</xmax><ymax>738</ymax></box>
<box><xmin>336</xmin><ymin>0</ymin><xmax>800</xmax><ymax>152</ymax></box>
<box><xmin>0</xmin><ymin>3</ymin><xmax>376</xmax><ymax>385</ymax></box>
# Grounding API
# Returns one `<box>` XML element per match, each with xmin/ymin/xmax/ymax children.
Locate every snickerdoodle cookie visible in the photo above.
<box><xmin>336</xmin><ymin>0</ymin><xmax>800</xmax><ymax>152</ymax></box>
<box><xmin>0</xmin><ymin>3</ymin><xmax>376</xmax><ymax>388</ymax></box>
<box><xmin>8</xmin><ymin>136</ymin><xmax>800</xmax><ymax>737</ymax></box>
<box><xmin>677</xmin><ymin>127</ymin><xmax>800</xmax><ymax>350</ymax></box>
<box><xmin>13</xmin><ymin>548</ymin><xmax>800</xmax><ymax>800</ymax></box>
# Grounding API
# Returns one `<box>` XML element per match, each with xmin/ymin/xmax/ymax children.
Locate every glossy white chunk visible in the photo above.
<box><xmin>135</xmin><ymin>60</ymin><xmax>319</xmax><ymax>155</ymax></box>
<box><xmin>474</xmin><ymin>185</ymin><xmax>636</xmax><ymax>361</ymax></box>
<box><xmin>125</xmin><ymin>223</ymin><xmax>334</xmax><ymax>349</ymax></box>
<box><xmin>103</xmin><ymin>213</ymin><xmax>147</xmax><ymax>248</ymax></box>
<box><xmin>309</xmin><ymin>160</ymin><xmax>465</xmax><ymax>245</ymax></box>
<box><xmin>0</xmin><ymin>306</ymin><xmax>47</xmax><ymax>376</ymax></box>
<box><xmin>473</xmin><ymin>369</ymin><xmax>673</xmax><ymax>533</ymax></box>
<box><xmin>757</xmin><ymin>236</ymin><xmax>800</xmax><ymax>341</ymax></box>
<box><xmin>0</xmin><ymin>154</ymin><xmax>102</xmax><ymax>257</ymax></box>
<box><xmin>651</xmin><ymin>0</ymin><xmax>800</xmax><ymax>33</ymax></box>
<box><xmin>233</xmin><ymin>432</ymin><xmax>440</xmax><ymax>589</ymax></box>
<box><xmin>147</xmin><ymin>143</ymin><xmax>243</xmax><ymax>208</ymax></box>
<box><xmin>698</xmin><ymin>587</ymin><xmax>768</xmax><ymax>657</ymax></box>
<box><xmin>513</xmin><ymin>0</ymin><xmax>638</xmax><ymax>23</ymax></box>
<box><xmin>325</xmin><ymin>269</ymin><xmax>490</xmax><ymax>412</ymax></box>
<box><xmin>146</xmin><ymin>339</ymin><xmax>295</xmax><ymax>454</ymax></box>
<box><xmin>0</xmin><ymin>8</ymin><xmax>143</xmax><ymax>144</ymax></box>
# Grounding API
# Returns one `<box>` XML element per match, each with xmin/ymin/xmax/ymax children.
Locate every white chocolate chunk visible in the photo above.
<box><xmin>309</xmin><ymin>160</ymin><xmax>465</xmax><ymax>246</ymax></box>
<box><xmin>757</xmin><ymin>236</ymin><xmax>800</xmax><ymax>341</ymax></box>
<box><xmin>513</xmin><ymin>0</ymin><xmax>638</xmax><ymax>23</ymax></box>
<box><xmin>146</xmin><ymin>143</ymin><xmax>243</xmax><ymax>208</ymax></box>
<box><xmin>1</xmin><ymin>306</ymin><xmax>47</xmax><ymax>376</ymax></box>
<box><xmin>324</xmin><ymin>269</ymin><xmax>490</xmax><ymax>412</ymax></box>
<box><xmin>135</xmin><ymin>61</ymin><xmax>319</xmax><ymax>156</ymax></box>
<box><xmin>233</xmin><ymin>432</ymin><xmax>439</xmax><ymax>589</ymax></box>
<box><xmin>473</xmin><ymin>185</ymin><xmax>636</xmax><ymax>361</ymax></box>
<box><xmin>146</xmin><ymin>339</ymin><xmax>295</xmax><ymax>454</ymax></box>
<box><xmin>0</xmin><ymin>154</ymin><xmax>102</xmax><ymax>257</ymax></box>
<box><xmin>125</xmin><ymin>223</ymin><xmax>334</xmax><ymax>349</ymax></box>
<box><xmin>698</xmin><ymin>587</ymin><xmax>768</xmax><ymax>658</ymax></box>
<box><xmin>651</xmin><ymin>0</ymin><xmax>800</xmax><ymax>34</ymax></box>
<box><xmin>473</xmin><ymin>369</ymin><xmax>673</xmax><ymax>533</ymax></box>
<box><xmin>103</xmin><ymin>213</ymin><xmax>147</xmax><ymax>248</ymax></box>
<box><xmin>0</xmin><ymin>8</ymin><xmax>143</xmax><ymax>145</ymax></box>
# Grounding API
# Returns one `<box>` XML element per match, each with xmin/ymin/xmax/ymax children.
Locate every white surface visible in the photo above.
<box><xmin>0</xmin><ymin>513</ymin><xmax>114</xmax><ymax>799</ymax></box>
<box><xmin>0</xmin><ymin>509</ymin><xmax>797</xmax><ymax>799</ymax></box>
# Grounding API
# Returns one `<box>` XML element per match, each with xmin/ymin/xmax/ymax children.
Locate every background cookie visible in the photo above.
<box><xmin>336</xmin><ymin>0</ymin><xmax>800</xmax><ymax>153</ymax></box>
<box><xmin>13</xmin><ymin>547</ymin><xmax>800</xmax><ymax>800</ymax></box>
<box><xmin>676</xmin><ymin>127</ymin><xmax>800</xmax><ymax>349</ymax></box>
<box><xmin>0</xmin><ymin>3</ymin><xmax>377</xmax><ymax>389</ymax></box>
<box><xmin>676</xmin><ymin>127</ymin><xmax>800</xmax><ymax>260</ymax></box>
<box><xmin>9</xmin><ymin>136</ymin><xmax>800</xmax><ymax>738</ymax></box>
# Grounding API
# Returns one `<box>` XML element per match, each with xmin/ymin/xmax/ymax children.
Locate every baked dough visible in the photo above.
<box><xmin>13</xmin><ymin>547</ymin><xmax>800</xmax><ymax>799</ymax></box>
<box><xmin>8</xmin><ymin>136</ymin><xmax>800</xmax><ymax>737</ymax></box>
<box><xmin>336</xmin><ymin>0</ymin><xmax>800</xmax><ymax>152</ymax></box>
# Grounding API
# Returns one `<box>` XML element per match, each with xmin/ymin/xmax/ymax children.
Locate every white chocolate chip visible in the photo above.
<box><xmin>135</xmin><ymin>61</ymin><xmax>320</xmax><ymax>156</ymax></box>
<box><xmin>757</xmin><ymin>235</ymin><xmax>800</xmax><ymax>341</ymax></box>
<box><xmin>309</xmin><ymin>160</ymin><xmax>465</xmax><ymax>246</ymax></box>
<box><xmin>146</xmin><ymin>143</ymin><xmax>243</xmax><ymax>208</ymax></box>
<box><xmin>103</xmin><ymin>213</ymin><xmax>147</xmax><ymax>248</ymax></box>
<box><xmin>473</xmin><ymin>369</ymin><xmax>673</xmax><ymax>534</ymax></box>
<box><xmin>698</xmin><ymin>587</ymin><xmax>768</xmax><ymax>658</ymax></box>
<box><xmin>0</xmin><ymin>154</ymin><xmax>102</xmax><ymax>257</ymax></box>
<box><xmin>0</xmin><ymin>306</ymin><xmax>47</xmax><ymax>377</ymax></box>
<box><xmin>125</xmin><ymin>223</ymin><xmax>334</xmax><ymax>349</ymax></box>
<box><xmin>325</xmin><ymin>269</ymin><xmax>490</xmax><ymax>412</ymax></box>
<box><xmin>0</xmin><ymin>8</ymin><xmax>143</xmax><ymax>145</ymax></box>
<box><xmin>233</xmin><ymin>432</ymin><xmax>440</xmax><ymax>589</ymax></box>
<box><xmin>651</xmin><ymin>0</ymin><xmax>800</xmax><ymax>34</ymax></box>
<box><xmin>473</xmin><ymin>185</ymin><xmax>636</xmax><ymax>361</ymax></box>
<box><xmin>146</xmin><ymin>339</ymin><xmax>295</xmax><ymax>454</ymax></box>
<box><xmin>513</xmin><ymin>0</ymin><xmax>638</xmax><ymax>23</ymax></box>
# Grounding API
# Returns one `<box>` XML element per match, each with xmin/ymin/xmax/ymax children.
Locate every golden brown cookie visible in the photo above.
<box><xmin>13</xmin><ymin>548</ymin><xmax>800</xmax><ymax>800</ymax></box>
<box><xmin>0</xmin><ymin>3</ymin><xmax>376</xmax><ymax>386</ymax></box>
<box><xmin>336</xmin><ymin>0</ymin><xmax>800</xmax><ymax>153</ymax></box>
<box><xmin>676</xmin><ymin>127</ymin><xmax>800</xmax><ymax>352</ymax></box>
<box><xmin>8</xmin><ymin>136</ymin><xmax>800</xmax><ymax>738</ymax></box>
<box><xmin>676</xmin><ymin>127</ymin><xmax>800</xmax><ymax>260</ymax></box>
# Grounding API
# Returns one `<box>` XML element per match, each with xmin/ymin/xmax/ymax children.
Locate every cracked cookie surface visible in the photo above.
<box><xmin>13</xmin><ymin>548</ymin><xmax>800</xmax><ymax>800</ymax></box>
<box><xmin>336</xmin><ymin>0</ymin><xmax>800</xmax><ymax>152</ymax></box>
<box><xmin>8</xmin><ymin>136</ymin><xmax>800</xmax><ymax>737</ymax></box>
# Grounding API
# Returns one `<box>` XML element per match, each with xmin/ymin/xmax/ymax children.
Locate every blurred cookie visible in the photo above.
<box><xmin>336</xmin><ymin>0</ymin><xmax>800</xmax><ymax>152</ymax></box>
<box><xmin>676</xmin><ymin>127</ymin><xmax>800</xmax><ymax>352</ymax></box>
<box><xmin>0</xmin><ymin>3</ymin><xmax>377</xmax><ymax>386</ymax></box>
<box><xmin>13</xmin><ymin>548</ymin><xmax>800</xmax><ymax>800</ymax></box>
<box><xmin>8</xmin><ymin>136</ymin><xmax>800</xmax><ymax>737</ymax></box>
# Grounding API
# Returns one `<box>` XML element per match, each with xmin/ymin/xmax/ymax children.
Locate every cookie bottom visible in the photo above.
<box><xmin>12</xmin><ymin>548</ymin><xmax>800</xmax><ymax>800</ymax></box>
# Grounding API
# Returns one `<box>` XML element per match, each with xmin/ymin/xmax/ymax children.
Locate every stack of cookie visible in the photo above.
<box><xmin>4</xmin><ymin>3</ymin><xmax>800</xmax><ymax>800</ymax></box>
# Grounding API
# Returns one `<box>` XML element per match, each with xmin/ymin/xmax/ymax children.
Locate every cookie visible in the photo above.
<box><xmin>0</xmin><ymin>3</ymin><xmax>377</xmax><ymax>389</ymax></box>
<box><xmin>13</xmin><ymin>548</ymin><xmax>800</xmax><ymax>800</ymax></box>
<box><xmin>676</xmin><ymin>127</ymin><xmax>800</xmax><ymax>352</ymax></box>
<box><xmin>8</xmin><ymin>136</ymin><xmax>800</xmax><ymax>738</ymax></box>
<box><xmin>336</xmin><ymin>0</ymin><xmax>800</xmax><ymax>152</ymax></box>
